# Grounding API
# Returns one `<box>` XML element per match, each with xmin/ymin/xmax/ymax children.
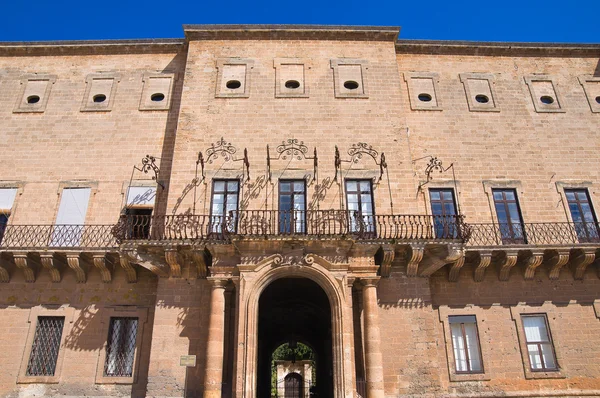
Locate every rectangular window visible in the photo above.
<box><xmin>521</xmin><ymin>315</ymin><xmax>557</xmax><ymax>371</ymax></box>
<box><xmin>51</xmin><ymin>187</ymin><xmax>91</xmax><ymax>246</ymax></box>
<box><xmin>26</xmin><ymin>316</ymin><xmax>65</xmax><ymax>376</ymax></box>
<box><xmin>0</xmin><ymin>188</ymin><xmax>17</xmax><ymax>244</ymax></box>
<box><xmin>210</xmin><ymin>180</ymin><xmax>239</xmax><ymax>233</ymax></box>
<box><xmin>492</xmin><ymin>189</ymin><xmax>526</xmax><ymax>244</ymax></box>
<box><xmin>565</xmin><ymin>189</ymin><xmax>599</xmax><ymax>243</ymax></box>
<box><xmin>279</xmin><ymin>180</ymin><xmax>306</xmax><ymax>234</ymax></box>
<box><xmin>124</xmin><ymin>186</ymin><xmax>156</xmax><ymax>239</ymax></box>
<box><xmin>429</xmin><ymin>188</ymin><xmax>458</xmax><ymax>238</ymax></box>
<box><xmin>449</xmin><ymin>315</ymin><xmax>483</xmax><ymax>373</ymax></box>
<box><xmin>104</xmin><ymin>317</ymin><xmax>139</xmax><ymax>377</ymax></box>
<box><xmin>345</xmin><ymin>180</ymin><xmax>375</xmax><ymax>234</ymax></box>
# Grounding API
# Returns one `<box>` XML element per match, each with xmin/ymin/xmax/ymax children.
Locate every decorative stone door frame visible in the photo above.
<box><xmin>233</xmin><ymin>253</ymin><xmax>357</xmax><ymax>398</ymax></box>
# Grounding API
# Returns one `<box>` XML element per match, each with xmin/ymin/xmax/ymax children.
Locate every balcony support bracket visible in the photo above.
<box><xmin>496</xmin><ymin>251</ymin><xmax>519</xmax><ymax>281</ymax></box>
<box><xmin>66</xmin><ymin>253</ymin><xmax>86</xmax><ymax>283</ymax></box>
<box><xmin>165</xmin><ymin>248</ymin><xmax>182</xmax><ymax>278</ymax></box>
<box><xmin>473</xmin><ymin>251</ymin><xmax>493</xmax><ymax>282</ymax></box>
<box><xmin>119</xmin><ymin>254</ymin><xmax>137</xmax><ymax>283</ymax></box>
<box><xmin>448</xmin><ymin>255</ymin><xmax>466</xmax><ymax>282</ymax></box>
<box><xmin>378</xmin><ymin>245</ymin><xmax>395</xmax><ymax>278</ymax></box>
<box><xmin>522</xmin><ymin>250</ymin><xmax>545</xmax><ymax>280</ymax></box>
<box><xmin>125</xmin><ymin>249</ymin><xmax>169</xmax><ymax>278</ymax></box>
<box><xmin>40</xmin><ymin>253</ymin><xmax>61</xmax><ymax>283</ymax></box>
<box><xmin>93</xmin><ymin>253</ymin><xmax>112</xmax><ymax>283</ymax></box>
<box><xmin>419</xmin><ymin>244</ymin><xmax>463</xmax><ymax>277</ymax></box>
<box><xmin>406</xmin><ymin>243</ymin><xmax>425</xmax><ymax>277</ymax></box>
<box><xmin>570</xmin><ymin>248</ymin><xmax>596</xmax><ymax>280</ymax></box>
<box><xmin>545</xmin><ymin>249</ymin><xmax>571</xmax><ymax>280</ymax></box>
<box><xmin>13</xmin><ymin>253</ymin><xmax>35</xmax><ymax>283</ymax></box>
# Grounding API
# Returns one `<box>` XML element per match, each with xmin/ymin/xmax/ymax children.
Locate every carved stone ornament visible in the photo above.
<box><xmin>272</xmin><ymin>253</ymin><xmax>315</xmax><ymax>267</ymax></box>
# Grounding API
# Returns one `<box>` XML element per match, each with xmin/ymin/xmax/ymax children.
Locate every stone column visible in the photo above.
<box><xmin>205</xmin><ymin>278</ymin><xmax>228</xmax><ymax>398</ymax></box>
<box><xmin>361</xmin><ymin>278</ymin><xmax>384</xmax><ymax>398</ymax></box>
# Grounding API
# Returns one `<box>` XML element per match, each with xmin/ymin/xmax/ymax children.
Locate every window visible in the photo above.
<box><xmin>429</xmin><ymin>188</ymin><xmax>458</xmax><ymax>238</ymax></box>
<box><xmin>104</xmin><ymin>317</ymin><xmax>138</xmax><ymax>377</ymax></box>
<box><xmin>124</xmin><ymin>186</ymin><xmax>156</xmax><ymax>239</ymax></box>
<box><xmin>51</xmin><ymin>187</ymin><xmax>91</xmax><ymax>247</ymax></box>
<box><xmin>449</xmin><ymin>315</ymin><xmax>483</xmax><ymax>374</ymax></box>
<box><xmin>279</xmin><ymin>180</ymin><xmax>306</xmax><ymax>234</ymax></box>
<box><xmin>492</xmin><ymin>189</ymin><xmax>526</xmax><ymax>244</ymax></box>
<box><xmin>0</xmin><ymin>188</ymin><xmax>17</xmax><ymax>244</ymax></box>
<box><xmin>211</xmin><ymin>180</ymin><xmax>239</xmax><ymax>233</ymax></box>
<box><xmin>521</xmin><ymin>315</ymin><xmax>557</xmax><ymax>372</ymax></box>
<box><xmin>565</xmin><ymin>189</ymin><xmax>599</xmax><ymax>243</ymax></box>
<box><xmin>345</xmin><ymin>180</ymin><xmax>375</xmax><ymax>235</ymax></box>
<box><xmin>26</xmin><ymin>316</ymin><xmax>65</xmax><ymax>376</ymax></box>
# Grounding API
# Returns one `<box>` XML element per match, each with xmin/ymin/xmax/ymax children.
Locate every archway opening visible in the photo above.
<box><xmin>258</xmin><ymin>277</ymin><xmax>333</xmax><ymax>398</ymax></box>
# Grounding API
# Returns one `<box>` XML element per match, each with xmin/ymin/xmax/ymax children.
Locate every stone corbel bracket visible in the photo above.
<box><xmin>0</xmin><ymin>257</ymin><xmax>9</xmax><ymax>283</ymax></box>
<box><xmin>521</xmin><ymin>250</ymin><xmax>545</xmax><ymax>280</ymax></box>
<box><xmin>544</xmin><ymin>249</ymin><xmax>570</xmax><ymax>280</ymax></box>
<box><xmin>570</xmin><ymin>248</ymin><xmax>596</xmax><ymax>280</ymax></box>
<box><xmin>448</xmin><ymin>255</ymin><xmax>466</xmax><ymax>282</ymax></box>
<box><xmin>93</xmin><ymin>253</ymin><xmax>112</xmax><ymax>283</ymax></box>
<box><xmin>406</xmin><ymin>243</ymin><xmax>425</xmax><ymax>277</ymax></box>
<box><xmin>190</xmin><ymin>247</ymin><xmax>210</xmax><ymax>279</ymax></box>
<box><xmin>164</xmin><ymin>248</ymin><xmax>182</xmax><ymax>278</ymax></box>
<box><xmin>377</xmin><ymin>245</ymin><xmax>395</xmax><ymax>278</ymax></box>
<box><xmin>119</xmin><ymin>253</ymin><xmax>137</xmax><ymax>283</ymax></box>
<box><xmin>124</xmin><ymin>249</ymin><xmax>169</xmax><ymax>278</ymax></box>
<box><xmin>66</xmin><ymin>253</ymin><xmax>86</xmax><ymax>283</ymax></box>
<box><xmin>13</xmin><ymin>252</ymin><xmax>35</xmax><ymax>283</ymax></box>
<box><xmin>473</xmin><ymin>250</ymin><xmax>493</xmax><ymax>282</ymax></box>
<box><xmin>418</xmin><ymin>244</ymin><xmax>464</xmax><ymax>277</ymax></box>
<box><xmin>39</xmin><ymin>253</ymin><xmax>61</xmax><ymax>283</ymax></box>
<box><xmin>496</xmin><ymin>251</ymin><xmax>519</xmax><ymax>281</ymax></box>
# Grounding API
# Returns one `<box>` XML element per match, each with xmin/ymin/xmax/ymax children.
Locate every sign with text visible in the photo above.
<box><xmin>180</xmin><ymin>355</ymin><xmax>197</xmax><ymax>367</ymax></box>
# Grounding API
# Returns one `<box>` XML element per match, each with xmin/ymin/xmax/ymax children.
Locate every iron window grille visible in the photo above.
<box><xmin>26</xmin><ymin>316</ymin><xmax>65</xmax><ymax>376</ymax></box>
<box><xmin>564</xmin><ymin>189</ymin><xmax>599</xmax><ymax>243</ymax></box>
<box><xmin>521</xmin><ymin>314</ymin><xmax>558</xmax><ymax>372</ymax></box>
<box><xmin>104</xmin><ymin>317</ymin><xmax>139</xmax><ymax>377</ymax></box>
<box><xmin>429</xmin><ymin>188</ymin><xmax>459</xmax><ymax>238</ymax></box>
<box><xmin>492</xmin><ymin>189</ymin><xmax>526</xmax><ymax>244</ymax></box>
<box><xmin>448</xmin><ymin>315</ymin><xmax>484</xmax><ymax>374</ymax></box>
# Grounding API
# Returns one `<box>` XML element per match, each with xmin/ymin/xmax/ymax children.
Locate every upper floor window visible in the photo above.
<box><xmin>345</xmin><ymin>180</ymin><xmax>375</xmax><ymax>234</ymax></box>
<box><xmin>0</xmin><ymin>188</ymin><xmax>17</xmax><ymax>244</ymax></box>
<box><xmin>124</xmin><ymin>186</ymin><xmax>156</xmax><ymax>239</ymax></box>
<box><xmin>521</xmin><ymin>314</ymin><xmax>558</xmax><ymax>372</ymax></box>
<box><xmin>211</xmin><ymin>180</ymin><xmax>239</xmax><ymax>233</ymax></box>
<box><xmin>565</xmin><ymin>189</ymin><xmax>599</xmax><ymax>243</ymax></box>
<box><xmin>492</xmin><ymin>189</ymin><xmax>525</xmax><ymax>244</ymax></box>
<box><xmin>429</xmin><ymin>188</ymin><xmax>458</xmax><ymax>238</ymax></box>
<box><xmin>449</xmin><ymin>315</ymin><xmax>483</xmax><ymax>374</ymax></box>
<box><xmin>279</xmin><ymin>180</ymin><xmax>306</xmax><ymax>234</ymax></box>
<box><xmin>26</xmin><ymin>316</ymin><xmax>65</xmax><ymax>376</ymax></box>
<box><xmin>104</xmin><ymin>317</ymin><xmax>138</xmax><ymax>377</ymax></box>
<box><xmin>51</xmin><ymin>187</ymin><xmax>91</xmax><ymax>247</ymax></box>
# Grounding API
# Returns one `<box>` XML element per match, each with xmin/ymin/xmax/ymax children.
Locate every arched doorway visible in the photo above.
<box><xmin>284</xmin><ymin>373</ymin><xmax>303</xmax><ymax>398</ymax></box>
<box><xmin>257</xmin><ymin>278</ymin><xmax>333</xmax><ymax>398</ymax></box>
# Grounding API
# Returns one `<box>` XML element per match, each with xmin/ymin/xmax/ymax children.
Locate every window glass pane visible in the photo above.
<box><xmin>504</xmin><ymin>190</ymin><xmax>515</xmax><ymax>201</ymax></box>
<box><xmin>541</xmin><ymin>343</ymin><xmax>556</xmax><ymax>369</ymax></box>
<box><xmin>568</xmin><ymin>203</ymin><xmax>582</xmax><ymax>222</ymax></box>
<box><xmin>429</xmin><ymin>190</ymin><xmax>441</xmax><ymax>201</ymax></box>
<box><xmin>346</xmin><ymin>181</ymin><xmax>358</xmax><ymax>191</ymax></box>
<box><xmin>442</xmin><ymin>190</ymin><xmax>453</xmax><ymax>201</ymax></box>
<box><xmin>105</xmin><ymin>317</ymin><xmax>138</xmax><ymax>377</ymax></box>
<box><xmin>523</xmin><ymin>316</ymin><xmax>548</xmax><ymax>342</ymax></box>
<box><xmin>361</xmin><ymin>194</ymin><xmax>372</xmax><ymax>205</ymax></box>
<box><xmin>444</xmin><ymin>203</ymin><xmax>456</xmax><ymax>216</ymax></box>
<box><xmin>26</xmin><ymin>317</ymin><xmax>65</xmax><ymax>376</ymax></box>
<box><xmin>227</xmin><ymin>181</ymin><xmax>239</xmax><ymax>191</ymax></box>
<box><xmin>495</xmin><ymin>205</ymin><xmax>508</xmax><ymax>223</ymax></box>
<box><xmin>293</xmin><ymin>182</ymin><xmax>304</xmax><ymax>192</ymax></box>
<box><xmin>493</xmin><ymin>191</ymin><xmax>503</xmax><ymax>201</ymax></box>
<box><xmin>214</xmin><ymin>181</ymin><xmax>225</xmax><ymax>191</ymax></box>
<box><xmin>431</xmin><ymin>203</ymin><xmax>443</xmax><ymax>215</ymax></box>
<box><xmin>580</xmin><ymin>203</ymin><xmax>595</xmax><ymax>223</ymax></box>
<box><xmin>565</xmin><ymin>191</ymin><xmax>575</xmax><ymax>201</ymax></box>
<box><xmin>280</xmin><ymin>182</ymin><xmax>290</xmax><ymax>192</ymax></box>
<box><xmin>450</xmin><ymin>323</ymin><xmax>468</xmax><ymax>372</ymax></box>
<box><xmin>359</xmin><ymin>181</ymin><xmax>371</xmax><ymax>192</ymax></box>
<box><xmin>464</xmin><ymin>323</ymin><xmax>482</xmax><ymax>372</ymax></box>
<box><xmin>347</xmin><ymin>194</ymin><xmax>358</xmax><ymax>204</ymax></box>
<box><xmin>527</xmin><ymin>344</ymin><xmax>543</xmax><ymax>369</ymax></box>
<box><xmin>212</xmin><ymin>194</ymin><xmax>224</xmax><ymax>204</ymax></box>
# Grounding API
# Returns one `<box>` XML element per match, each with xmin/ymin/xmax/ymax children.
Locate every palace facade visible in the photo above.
<box><xmin>0</xmin><ymin>25</ymin><xmax>599</xmax><ymax>398</ymax></box>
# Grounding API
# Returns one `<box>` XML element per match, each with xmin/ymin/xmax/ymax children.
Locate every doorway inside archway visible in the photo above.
<box><xmin>257</xmin><ymin>278</ymin><xmax>333</xmax><ymax>398</ymax></box>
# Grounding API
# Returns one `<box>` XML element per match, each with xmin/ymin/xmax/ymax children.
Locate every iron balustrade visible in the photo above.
<box><xmin>0</xmin><ymin>224</ymin><xmax>119</xmax><ymax>249</ymax></box>
<box><xmin>466</xmin><ymin>222</ymin><xmax>600</xmax><ymax>246</ymax></box>
<box><xmin>114</xmin><ymin>212</ymin><xmax>467</xmax><ymax>241</ymax></box>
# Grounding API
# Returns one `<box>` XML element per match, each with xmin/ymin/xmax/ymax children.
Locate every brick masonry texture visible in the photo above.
<box><xmin>0</xmin><ymin>26</ymin><xmax>598</xmax><ymax>398</ymax></box>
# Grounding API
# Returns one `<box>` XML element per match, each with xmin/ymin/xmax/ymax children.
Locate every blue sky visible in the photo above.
<box><xmin>1</xmin><ymin>0</ymin><xmax>598</xmax><ymax>43</ymax></box>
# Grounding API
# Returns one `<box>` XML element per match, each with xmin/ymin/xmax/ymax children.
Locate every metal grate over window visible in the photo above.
<box><xmin>104</xmin><ymin>317</ymin><xmax>138</xmax><ymax>377</ymax></box>
<box><xmin>26</xmin><ymin>316</ymin><xmax>65</xmax><ymax>376</ymax></box>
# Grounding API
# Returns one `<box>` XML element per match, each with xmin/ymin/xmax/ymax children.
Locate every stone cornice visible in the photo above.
<box><xmin>396</xmin><ymin>39</ymin><xmax>600</xmax><ymax>57</ymax></box>
<box><xmin>184</xmin><ymin>24</ymin><xmax>401</xmax><ymax>42</ymax></box>
<box><xmin>0</xmin><ymin>39</ymin><xmax>184</xmax><ymax>57</ymax></box>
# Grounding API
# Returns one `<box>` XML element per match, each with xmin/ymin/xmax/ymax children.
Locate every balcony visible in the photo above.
<box><xmin>114</xmin><ymin>211</ymin><xmax>467</xmax><ymax>242</ymax></box>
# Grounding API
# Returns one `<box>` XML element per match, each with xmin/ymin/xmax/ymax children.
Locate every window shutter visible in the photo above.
<box><xmin>126</xmin><ymin>187</ymin><xmax>156</xmax><ymax>207</ymax></box>
<box><xmin>0</xmin><ymin>188</ymin><xmax>17</xmax><ymax>211</ymax></box>
<box><xmin>55</xmin><ymin>188</ymin><xmax>91</xmax><ymax>225</ymax></box>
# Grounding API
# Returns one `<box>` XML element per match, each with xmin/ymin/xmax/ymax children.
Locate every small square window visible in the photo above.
<box><xmin>80</xmin><ymin>73</ymin><xmax>120</xmax><ymax>112</ymax></box>
<box><xmin>274</xmin><ymin>58</ymin><xmax>309</xmax><ymax>98</ymax></box>
<box><xmin>521</xmin><ymin>315</ymin><xmax>558</xmax><ymax>372</ymax></box>
<box><xmin>26</xmin><ymin>316</ymin><xmax>65</xmax><ymax>376</ymax></box>
<box><xmin>524</xmin><ymin>75</ymin><xmax>566</xmax><ymax>113</ymax></box>
<box><xmin>460</xmin><ymin>73</ymin><xmax>500</xmax><ymax>112</ymax></box>
<box><xmin>139</xmin><ymin>72</ymin><xmax>176</xmax><ymax>111</ymax></box>
<box><xmin>104</xmin><ymin>317</ymin><xmax>139</xmax><ymax>377</ymax></box>
<box><xmin>449</xmin><ymin>315</ymin><xmax>484</xmax><ymax>374</ymax></box>
<box><xmin>215</xmin><ymin>59</ymin><xmax>254</xmax><ymax>98</ymax></box>
<box><xmin>13</xmin><ymin>74</ymin><xmax>56</xmax><ymax>113</ymax></box>
<box><xmin>403</xmin><ymin>72</ymin><xmax>442</xmax><ymax>111</ymax></box>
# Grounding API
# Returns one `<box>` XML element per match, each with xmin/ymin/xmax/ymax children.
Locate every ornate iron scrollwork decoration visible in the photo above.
<box><xmin>347</xmin><ymin>142</ymin><xmax>378</xmax><ymax>163</ymax></box>
<box><xmin>133</xmin><ymin>155</ymin><xmax>164</xmax><ymax>189</ymax></box>
<box><xmin>379</xmin><ymin>152</ymin><xmax>387</xmax><ymax>182</ymax></box>
<box><xmin>196</xmin><ymin>137</ymin><xmax>250</xmax><ymax>184</ymax></box>
<box><xmin>267</xmin><ymin>139</ymin><xmax>318</xmax><ymax>184</ymax></box>
<box><xmin>334</xmin><ymin>145</ymin><xmax>342</xmax><ymax>181</ymax></box>
<box><xmin>413</xmin><ymin>155</ymin><xmax>461</xmax><ymax>214</ymax></box>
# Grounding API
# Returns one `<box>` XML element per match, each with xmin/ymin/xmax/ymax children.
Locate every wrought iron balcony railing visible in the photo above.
<box><xmin>466</xmin><ymin>222</ymin><xmax>600</xmax><ymax>246</ymax></box>
<box><xmin>0</xmin><ymin>224</ymin><xmax>119</xmax><ymax>250</ymax></box>
<box><xmin>114</xmin><ymin>211</ymin><xmax>467</xmax><ymax>242</ymax></box>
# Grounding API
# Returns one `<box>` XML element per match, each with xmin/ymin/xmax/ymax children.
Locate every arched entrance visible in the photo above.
<box><xmin>284</xmin><ymin>372</ymin><xmax>303</xmax><ymax>398</ymax></box>
<box><xmin>257</xmin><ymin>278</ymin><xmax>333</xmax><ymax>398</ymax></box>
